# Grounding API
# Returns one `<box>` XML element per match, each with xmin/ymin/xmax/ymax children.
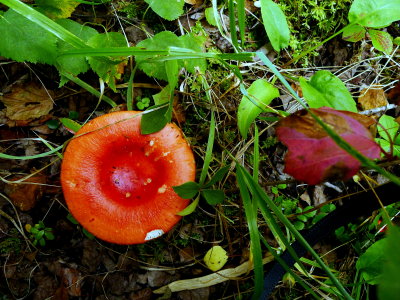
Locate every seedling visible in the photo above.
<box><xmin>136</xmin><ymin>97</ymin><xmax>151</xmax><ymax>110</ymax></box>
<box><xmin>26</xmin><ymin>221</ymin><xmax>55</xmax><ymax>247</ymax></box>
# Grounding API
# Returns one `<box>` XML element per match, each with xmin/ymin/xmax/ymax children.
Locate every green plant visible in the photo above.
<box><xmin>375</xmin><ymin>115</ymin><xmax>400</xmax><ymax>157</ymax></box>
<box><xmin>136</xmin><ymin>96</ymin><xmax>151</xmax><ymax>110</ymax></box>
<box><xmin>26</xmin><ymin>221</ymin><xmax>55</xmax><ymax>246</ymax></box>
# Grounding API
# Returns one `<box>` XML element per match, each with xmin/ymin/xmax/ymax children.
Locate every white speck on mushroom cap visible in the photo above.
<box><xmin>143</xmin><ymin>178</ymin><xmax>152</xmax><ymax>186</ymax></box>
<box><xmin>158</xmin><ymin>184</ymin><xmax>167</xmax><ymax>193</ymax></box>
<box><xmin>145</xmin><ymin>229</ymin><xmax>164</xmax><ymax>241</ymax></box>
<box><xmin>149</xmin><ymin>140</ymin><xmax>155</xmax><ymax>146</ymax></box>
<box><xmin>125</xmin><ymin>192</ymin><xmax>131</xmax><ymax>198</ymax></box>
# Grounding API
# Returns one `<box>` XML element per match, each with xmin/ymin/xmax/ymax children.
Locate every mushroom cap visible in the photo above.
<box><xmin>61</xmin><ymin>111</ymin><xmax>195</xmax><ymax>244</ymax></box>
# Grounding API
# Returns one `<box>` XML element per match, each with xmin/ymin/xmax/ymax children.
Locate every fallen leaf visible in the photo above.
<box><xmin>61</xmin><ymin>267</ymin><xmax>82</xmax><ymax>297</ymax></box>
<box><xmin>387</xmin><ymin>82</ymin><xmax>400</xmax><ymax>105</ymax></box>
<box><xmin>358</xmin><ymin>86</ymin><xmax>388</xmax><ymax>110</ymax></box>
<box><xmin>184</xmin><ymin>0</ymin><xmax>203</xmax><ymax>6</ymax></box>
<box><xmin>4</xmin><ymin>174</ymin><xmax>46</xmax><ymax>211</ymax></box>
<box><xmin>276</xmin><ymin>107</ymin><xmax>381</xmax><ymax>185</ymax></box>
<box><xmin>204</xmin><ymin>246</ymin><xmax>228</xmax><ymax>272</ymax></box>
<box><xmin>1</xmin><ymin>82</ymin><xmax>54</xmax><ymax>122</ymax></box>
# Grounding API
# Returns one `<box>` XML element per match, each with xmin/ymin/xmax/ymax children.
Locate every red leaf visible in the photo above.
<box><xmin>276</xmin><ymin>107</ymin><xmax>381</xmax><ymax>185</ymax></box>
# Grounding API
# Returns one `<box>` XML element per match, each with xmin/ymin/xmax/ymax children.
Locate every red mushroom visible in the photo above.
<box><xmin>61</xmin><ymin>111</ymin><xmax>195</xmax><ymax>244</ymax></box>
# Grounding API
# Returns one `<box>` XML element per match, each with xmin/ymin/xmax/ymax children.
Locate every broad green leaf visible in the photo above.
<box><xmin>356</xmin><ymin>238</ymin><xmax>388</xmax><ymax>284</ymax></box>
<box><xmin>238</xmin><ymin>79</ymin><xmax>279</xmax><ymax>139</ymax></box>
<box><xmin>342</xmin><ymin>24</ymin><xmax>366</xmax><ymax>42</ymax></box>
<box><xmin>60</xmin><ymin>118</ymin><xmax>82</xmax><ymax>133</ymax></box>
<box><xmin>140</xmin><ymin>104</ymin><xmax>169</xmax><ymax>134</ymax></box>
<box><xmin>376</xmin><ymin>138</ymin><xmax>400</xmax><ymax>157</ymax></box>
<box><xmin>205</xmin><ymin>7</ymin><xmax>217</xmax><ymax>26</ymax></box>
<box><xmin>260</xmin><ymin>0</ymin><xmax>290</xmax><ymax>52</ymax></box>
<box><xmin>378</xmin><ymin>115</ymin><xmax>399</xmax><ymax>142</ymax></box>
<box><xmin>369</xmin><ymin>29</ymin><xmax>393</xmax><ymax>54</ymax></box>
<box><xmin>173</xmin><ymin>181</ymin><xmax>201</xmax><ymax>199</ymax></box>
<box><xmin>179</xmin><ymin>33</ymin><xmax>207</xmax><ymax>74</ymax></box>
<box><xmin>144</xmin><ymin>0</ymin><xmax>185</xmax><ymax>21</ymax></box>
<box><xmin>87</xmin><ymin>32</ymin><xmax>127</xmax><ymax>91</ymax></box>
<box><xmin>204</xmin><ymin>246</ymin><xmax>228</xmax><ymax>271</ymax></box>
<box><xmin>378</xmin><ymin>227</ymin><xmax>400</xmax><ymax>300</ymax></box>
<box><xmin>136</xmin><ymin>31</ymin><xmax>183</xmax><ymax>81</ymax></box>
<box><xmin>153</xmin><ymin>85</ymin><xmax>171</xmax><ymax>105</ymax></box>
<box><xmin>299</xmin><ymin>70</ymin><xmax>357</xmax><ymax>112</ymax></box>
<box><xmin>56</xmin><ymin>19</ymin><xmax>98</xmax><ymax>78</ymax></box>
<box><xmin>0</xmin><ymin>9</ymin><xmax>58</xmax><ymax>64</ymax></box>
<box><xmin>348</xmin><ymin>0</ymin><xmax>400</xmax><ymax>28</ymax></box>
<box><xmin>36</xmin><ymin>0</ymin><xmax>80</xmax><ymax>19</ymax></box>
<box><xmin>201</xmin><ymin>189</ymin><xmax>225</xmax><ymax>205</ymax></box>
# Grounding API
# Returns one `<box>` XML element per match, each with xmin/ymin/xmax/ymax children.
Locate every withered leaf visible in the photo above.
<box><xmin>276</xmin><ymin>107</ymin><xmax>380</xmax><ymax>185</ymax></box>
<box><xmin>358</xmin><ymin>86</ymin><xmax>388</xmax><ymax>111</ymax></box>
<box><xmin>1</xmin><ymin>82</ymin><xmax>54</xmax><ymax>121</ymax></box>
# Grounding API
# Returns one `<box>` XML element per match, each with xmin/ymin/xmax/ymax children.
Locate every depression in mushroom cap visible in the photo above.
<box><xmin>61</xmin><ymin>111</ymin><xmax>196</xmax><ymax>244</ymax></box>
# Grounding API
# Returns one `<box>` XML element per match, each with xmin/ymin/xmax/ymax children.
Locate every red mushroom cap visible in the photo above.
<box><xmin>61</xmin><ymin>111</ymin><xmax>195</xmax><ymax>244</ymax></box>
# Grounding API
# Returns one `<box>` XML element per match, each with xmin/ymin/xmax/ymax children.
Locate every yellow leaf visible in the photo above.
<box><xmin>204</xmin><ymin>246</ymin><xmax>228</xmax><ymax>272</ymax></box>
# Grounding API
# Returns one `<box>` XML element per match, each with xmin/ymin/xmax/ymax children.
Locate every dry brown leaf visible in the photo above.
<box><xmin>4</xmin><ymin>174</ymin><xmax>46</xmax><ymax>211</ymax></box>
<box><xmin>153</xmin><ymin>255</ymin><xmax>273</xmax><ymax>294</ymax></box>
<box><xmin>184</xmin><ymin>0</ymin><xmax>203</xmax><ymax>7</ymax></box>
<box><xmin>1</xmin><ymin>82</ymin><xmax>54</xmax><ymax>121</ymax></box>
<box><xmin>358</xmin><ymin>86</ymin><xmax>388</xmax><ymax>110</ymax></box>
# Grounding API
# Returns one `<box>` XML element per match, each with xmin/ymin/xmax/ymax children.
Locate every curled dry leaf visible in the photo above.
<box><xmin>358</xmin><ymin>86</ymin><xmax>388</xmax><ymax>111</ymax></box>
<box><xmin>0</xmin><ymin>82</ymin><xmax>54</xmax><ymax>122</ymax></box>
<box><xmin>276</xmin><ymin>107</ymin><xmax>381</xmax><ymax>185</ymax></box>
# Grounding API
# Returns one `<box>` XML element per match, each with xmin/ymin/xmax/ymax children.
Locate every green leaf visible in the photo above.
<box><xmin>369</xmin><ymin>29</ymin><xmax>393</xmax><ymax>54</ymax></box>
<box><xmin>179</xmin><ymin>33</ymin><xmax>207</xmax><ymax>74</ymax></box>
<box><xmin>201</xmin><ymin>189</ymin><xmax>225</xmax><ymax>205</ymax></box>
<box><xmin>144</xmin><ymin>0</ymin><xmax>185</xmax><ymax>21</ymax></box>
<box><xmin>0</xmin><ymin>9</ymin><xmax>58</xmax><ymax>64</ymax></box>
<box><xmin>60</xmin><ymin>118</ymin><xmax>82</xmax><ymax>133</ymax></box>
<box><xmin>299</xmin><ymin>70</ymin><xmax>357</xmax><ymax>112</ymax></box>
<box><xmin>136</xmin><ymin>31</ymin><xmax>183</xmax><ymax>81</ymax></box>
<box><xmin>177</xmin><ymin>196</ymin><xmax>200</xmax><ymax>216</ymax></box>
<box><xmin>205</xmin><ymin>7</ymin><xmax>217</xmax><ymax>26</ymax></box>
<box><xmin>260</xmin><ymin>0</ymin><xmax>290</xmax><ymax>52</ymax></box>
<box><xmin>378</xmin><ymin>227</ymin><xmax>400</xmax><ymax>300</ymax></box>
<box><xmin>378</xmin><ymin>115</ymin><xmax>399</xmax><ymax>142</ymax></box>
<box><xmin>342</xmin><ymin>24</ymin><xmax>366</xmax><ymax>42</ymax></box>
<box><xmin>87</xmin><ymin>32</ymin><xmax>127</xmax><ymax>91</ymax></box>
<box><xmin>203</xmin><ymin>166</ymin><xmax>230</xmax><ymax>188</ymax></box>
<box><xmin>238</xmin><ymin>79</ymin><xmax>280</xmax><ymax>139</ymax></box>
<box><xmin>356</xmin><ymin>238</ymin><xmax>388</xmax><ymax>284</ymax></box>
<box><xmin>394</xmin><ymin>37</ymin><xmax>400</xmax><ymax>46</ymax></box>
<box><xmin>36</xmin><ymin>0</ymin><xmax>80</xmax><ymax>19</ymax></box>
<box><xmin>204</xmin><ymin>246</ymin><xmax>228</xmax><ymax>271</ymax></box>
<box><xmin>153</xmin><ymin>86</ymin><xmax>171</xmax><ymax>106</ymax></box>
<box><xmin>140</xmin><ymin>104</ymin><xmax>169</xmax><ymax>134</ymax></box>
<box><xmin>348</xmin><ymin>0</ymin><xmax>400</xmax><ymax>28</ymax></box>
<box><xmin>376</xmin><ymin>138</ymin><xmax>400</xmax><ymax>157</ymax></box>
<box><xmin>56</xmin><ymin>19</ymin><xmax>98</xmax><ymax>78</ymax></box>
<box><xmin>173</xmin><ymin>181</ymin><xmax>201</xmax><ymax>199</ymax></box>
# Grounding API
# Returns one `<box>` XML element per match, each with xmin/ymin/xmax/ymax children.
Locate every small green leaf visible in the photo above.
<box><xmin>203</xmin><ymin>166</ymin><xmax>230</xmax><ymax>188</ymax></box>
<box><xmin>348</xmin><ymin>0</ymin><xmax>400</xmax><ymax>28</ymax></box>
<box><xmin>205</xmin><ymin>7</ymin><xmax>217</xmax><ymax>26</ymax></box>
<box><xmin>260</xmin><ymin>0</ymin><xmax>290</xmax><ymax>52</ymax></box>
<box><xmin>202</xmin><ymin>189</ymin><xmax>225</xmax><ymax>205</ymax></box>
<box><xmin>369</xmin><ymin>29</ymin><xmax>393</xmax><ymax>54</ymax></box>
<box><xmin>67</xmin><ymin>213</ymin><xmax>79</xmax><ymax>225</ymax></box>
<box><xmin>173</xmin><ymin>181</ymin><xmax>201</xmax><ymax>199</ymax></box>
<box><xmin>177</xmin><ymin>196</ymin><xmax>200</xmax><ymax>216</ymax></box>
<box><xmin>378</xmin><ymin>227</ymin><xmax>400</xmax><ymax>300</ymax></box>
<box><xmin>342</xmin><ymin>24</ymin><xmax>366</xmax><ymax>42</ymax></box>
<box><xmin>356</xmin><ymin>238</ymin><xmax>388</xmax><ymax>284</ymax></box>
<box><xmin>238</xmin><ymin>79</ymin><xmax>279</xmax><ymax>139</ymax></box>
<box><xmin>394</xmin><ymin>37</ymin><xmax>400</xmax><ymax>46</ymax></box>
<box><xmin>293</xmin><ymin>221</ymin><xmax>305</xmax><ymax>231</ymax></box>
<box><xmin>378</xmin><ymin>115</ymin><xmax>399</xmax><ymax>141</ymax></box>
<box><xmin>299</xmin><ymin>70</ymin><xmax>357</xmax><ymax>112</ymax></box>
<box><xmin>179</xmin><ymin>33</ymin><xmax>207</xmax><ymax>74</ymax></box>
<box><xmin>140</xmin><ymin>104</ymin><xmax>170</xmax><ymax>134</ymax></box>
<box><xmin>45</xmin><ymin>231</ymin><xmax>55</xmax><ymax>240</ymax></box>
<box><xmin>304</xmin><ymin>206</ymin><xmax>317</xmax><ymax>218</ymax></box>
<box><xmin>60</xmin><ymin>118</ymin><xmax>82</xmax><ymax>133</ymax></box>
<box><xmin>144</xmin><ymin>0</ymin><xmax>185</xmax><ymax>21</ymax></box>
<box><xmin>46</xmin><ymin>119</ymin><xmax>60</xmax><ymax>129</ymax></box>
<box><xmin>82</xmin><ymin>228</ymin><xmax>95</xmax><ymax>240</ymax></box>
